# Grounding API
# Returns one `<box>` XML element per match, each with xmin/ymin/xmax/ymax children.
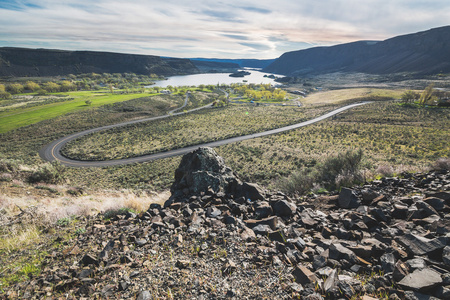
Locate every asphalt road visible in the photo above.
<box><xmin>40</xmin><ymin>100</ymin><xmax>370</xmax><ymax>168</ymax></box>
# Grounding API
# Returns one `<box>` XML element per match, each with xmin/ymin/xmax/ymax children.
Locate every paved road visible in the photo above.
<box><xmin>40</xmin><ymin>100</ymin><xmax>370</xmax><ymax>168</ymax></box>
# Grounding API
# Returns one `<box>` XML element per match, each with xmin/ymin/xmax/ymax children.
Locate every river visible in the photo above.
<box><xmin>150</xmin><ymin>69</ymin><xmax>283</xmax><ymax>88</ymax></box>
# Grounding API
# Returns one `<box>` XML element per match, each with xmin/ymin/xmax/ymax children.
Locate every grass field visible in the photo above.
<box><xmin>0</xmin><ymin>90</ymin><xmax>160</xmax><ymax>133</ymax></box>
<box><xmin>301</xmin><ymin>88</ymin><xmax>405</xmax><ymax>104</ymax></box>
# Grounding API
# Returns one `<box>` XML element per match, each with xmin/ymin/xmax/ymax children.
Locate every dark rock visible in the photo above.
<box><xmin>244</xmin><ymin>216</ymin><xmax>277</xmax><ymax>230</ymax></box>
<box><xmin>102</xmin><ymin>284</ymin><xmax>116</xmax><ymax>297</ymax></box>
<box><xmin>78</xmin><ymin>269</ymin><xmax>93</xmax><ymax>279</ymax></box>
<box><xmin>288</xmin><ymin>237</ymin><xmax>306</xmax><ymax>251</ymax></box>
<box><xmin>221</xmin><ymin>259</ymin><xmax>237</xmax><ymax>276</ymax></box>
<box><xmin>442</xmin><ymin>246</ymin><xmax>450</xmax><ymax>266</ymax></box>
<box><xmin>406</xmin><ymin>258</ymin><xmax>427</xmax><ymax>271</ymax></box>
<box><xmin>252</xmin><ymin>224</ymin><xmax>272</xmax><ymax>236</ymax></box>
<box><xmin>268</xmin><ymin>230</ymin><xmax>286</xmax><ymax>243</ymax></box>
<box><xmin>361</xmin><ymin>189</ymin><xmax>379</xmax><ymax>203</ymax></box>
<box><xmin>338</xmin><ymin>188</ymin><xmax>361</xmax><ymax>209</ymax></box>
<box><xmin>329</xmin><ymin>243</ymin><xmax>357</xmax><ymax>263</ymax></box>
<box><xmin>254</xmin><ymin>201</ymin><xmax>273</xmax><ymax>219</ymax></box>
<box><xmin>167</xmin><ymin>147</ymin><xmax>239</xmax><ymax>203</ymax></box>
<box><xmin>396</xmin><ymin>234</ymin><xmax>446</xmax><ymax>257</ymax></box>
<box><xmin>426</xmin><ymin>191</ymin><xmax>450</xmax><ymax>203</ymax></box>
<box><xmin>398</xmin><ymin>268</ymin><xmax>443</xmax><ymax>291</ymax></box>
<box><xmin>237</xmin><ymin>182</ymin><xmax>266</xmax><ymax>201</ymax></box>
<box><xmin>415</xmin><ymin>201</ymin><xmax>440</xmax><ymax>218</ymax></box>
<box><xmin>99</xmin><ymin>240</ymin><xmax>115</xmax><ymax>261</ymax></box>
<box><xmin>299</xmin><ymin>209</ymin><xmax>318</xmax><ymax>227</ymax></box>
<box><xmin>423</xmin><ymin>197</ymin><xmax>446</xmax><ymax>211</ymax></box>
<box><xmin>292</xmin><ymin>265</ymin><xmax>318</xmax><ymax>285</ymax></box>
<box><xmin>312</xmin><ymin>255</ymin><xmax>327</xmax><ymax>270</ymax></box>
<box><xmin>273</xmin><ymin>200</ymin><xmax>297</xmax><ymax>217</ymax></box>
<box><xmin>323</xmin><ymin>268</ymin><xmax>338</xmax><ymax>293</ymax></box>
<box><xmin>337</xmin><ymin>280</ymin><xmax>357</xmax><ymax>299</ymax></box>
<box><xmin>403</xmin><ymin>290</ymin><xmax>439</xmax><ymax>300</ymax></box>
<box><xmin>175</xmin><ymin>260</ymin><xmax>191</xmax><ymax>269</ymax></box>
<box><xmin>80</xmin><ymin>254</ymin><xmax>98</xmax><ymax>266</ymax></box>
<box><xmin>393</xmin><ymin>261</ymin><xmax>410</xmax><ymax>282</ymax></box>
<box><xmin>380</xmin><ymin>253</ymin><xmax>396</xmax><ymax>273</ymax></box>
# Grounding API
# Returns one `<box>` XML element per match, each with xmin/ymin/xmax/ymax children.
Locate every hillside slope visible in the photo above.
<box><xmin>264</xmin><ymin>26</ymin><xmax>450</xmax><ymax>76</ymax></box>
<box><xmin>0</xmin><ymin>48</ymin><xmax>199</xmax><ymax>77</ymax></box>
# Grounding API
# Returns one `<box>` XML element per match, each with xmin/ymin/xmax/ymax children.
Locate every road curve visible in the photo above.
<box><xmin>40</xmin><ymin>101</ymin><xmax>370</xmax><ymax>168</ymax></box>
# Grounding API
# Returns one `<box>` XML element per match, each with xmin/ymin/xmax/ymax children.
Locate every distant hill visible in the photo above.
<box><xmin>0</xmin><ymin>47</ymin><xmax>200</xmax><ymax>77</ymax></box>
<box><xmin>191</xmin><ymin>58</ymin><xmax>276</xmax><ymax>69</ymax></box>
<box><xmin>264</xmin><ymin>26</ymin><xmax>450</xmax><ymax>76</ymax></box>
<box><xmin>190</xmin><ymin>60</ymin><xmax>240</xmax><ymax>73</ymax></box>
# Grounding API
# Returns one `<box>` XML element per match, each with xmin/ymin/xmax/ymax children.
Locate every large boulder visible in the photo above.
<box><xmin>165</xmin><ymin>147</ymin><xmax>266</xmax><ymax>207</ymax></box>
<box><xmin>169</xmin><ymin>147</ymin><xmax>239</xmax><ymax>200</ymax></box>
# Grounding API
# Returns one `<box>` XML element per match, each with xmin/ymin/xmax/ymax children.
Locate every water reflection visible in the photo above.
<box><xmin>151</xmin><ymin>69</ymin><xmax>283</xmax><ymax>87</ymax></box>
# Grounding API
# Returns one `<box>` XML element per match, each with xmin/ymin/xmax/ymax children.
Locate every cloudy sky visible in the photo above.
<box><xmin>0</xmin><ymin>0</ymin><xmax>449</xmax><ymax>59</ymax></box>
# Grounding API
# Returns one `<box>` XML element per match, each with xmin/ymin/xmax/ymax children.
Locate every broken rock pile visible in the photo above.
<box><xmin>3</xmin><ymin>147</ymin><xmax>449</xmax><ymax>299</ymax></box>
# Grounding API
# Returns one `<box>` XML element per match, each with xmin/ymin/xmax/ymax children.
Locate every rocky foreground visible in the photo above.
<box><xmin>2</xmin><ymin>148</ymin><xmax>450</xmax><ymax>299</ymax></box>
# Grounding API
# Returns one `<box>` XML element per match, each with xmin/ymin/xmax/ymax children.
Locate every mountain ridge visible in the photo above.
<box><xmin>0</xmin><ymin>47</ymin><xmax>200</xmax><ymax>77</ymax></box>
<box><xmin>263</xmin><ymin>26</ymin><xmax>450</xmax><ymax>76</ymax></box>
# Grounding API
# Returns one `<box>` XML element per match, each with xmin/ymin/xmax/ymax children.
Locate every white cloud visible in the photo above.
<box><xmin>0</xmin><ymin>0</ymin><xmax>449</xmax><ymax>58</ymax></box>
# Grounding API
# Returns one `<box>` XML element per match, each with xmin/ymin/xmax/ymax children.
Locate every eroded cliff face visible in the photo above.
<box><xmin>264</xmin><ymin>26</ymin><xmax>450</xmax><ymax>76</ymax></box>
<box><xmin>0</xmin><ymin>47</ymin><xmax>200</xmax><ymax>77</ymax></box>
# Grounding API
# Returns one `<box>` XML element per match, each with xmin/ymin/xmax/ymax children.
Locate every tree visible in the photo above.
<box><xmin>0</xmin><ymin>84</ymin><xmax>11</xmax><ymax>99</ymax></box>
<box><xmin>401</xmin><ymin>90</ymin><xmax>420</xmax><ymax>104</ymax></box>
<box><xmin>43</xmin><ymin>82</ymin><xmax>60</xmax><ymax>93</ymax></box>
<box><xmin>6</xmin><ymin>83</ymin><xmax>24</xmax><ymax>94</ymax></box>
<box><xmin>60</xmin><ymin>80</ymin><xmax>76</xmax><ymax>92</ymax></box>
<box><xmin>25</xmin><ymin>81</ymin><xmax>40</xmax><ymax>92</ymax></box>
<box><xmin>419</xmin><ymin>83</ymin><xmax>437</xmax><ymax>105</ymax></box>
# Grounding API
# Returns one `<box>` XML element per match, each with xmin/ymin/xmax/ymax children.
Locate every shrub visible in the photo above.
<box><xmin>103</xmin><ymin>207</ymin><xmax>136</xmax><ymax>220</ymax></box>
<box><xmin>278</xmin><ymin>149</ymin><xmax>365</xmax><ymax>195</ymax></box>
<box><xmin>431</xmin><ymin>158</ymin><xmax>450</xmax><ymax>171</ymax></box>
<box><xmin>27</xmin><ymin>162</ymin><xmax>66</xmax><ymax>184</ymax></box>
<box><xmin>0</xmin><ymin>91</ymin><xmax>12</xmax><ymax>99</ymax></box>
<box><xmin>317</xmin><ymin>148</ymin><xmax>365</xmax><ymax>190</ymax></box>
<box><xmin>277</xmin><ymin>167</ymin><xmax>317</xmax><ymax>195</ymax></box>
<box><xmin>0</xmin><ymin>159</ymin><xmax>20</xmax><ymax>173</ymax></box>
<box><xmin>375</xmin><ymin>164</ymin><xmax>395</xmax><ymax>177</ymax></box>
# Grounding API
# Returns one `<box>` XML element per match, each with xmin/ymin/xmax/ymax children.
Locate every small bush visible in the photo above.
<box><xmin>0</xmin><ymin>173</ymin><xmax>13</xmax><ymax>182</ymax></box>
<box><xmin>27</xmin><ymin>162</ymin><xmax>66</xmax><ymax>184</ymax></box>
<box><xmin>278</xmin><ymin>149</ymin><xmax>365</xmax><ymax>195</ymax></box>
<box><xmin>277</xmin><ymin>168</ymin><xmax>317</xmax><ymax>195</ymax></box>
<box><xmin>375</xmin><ymin>164</ymin><xmax>395</xmax><ymax>177</ymax></box>
<box><xmin>316</xmin><ymin>148</ymin><xmax>365</xmax><ymax>190</ymax></box>
<box><xmin>0</xmin><ymin>159</ymin><xmax>20</xmax><ymax>173</ymax></box>
<box><xmin>431</xmin><ymin>158</ymin><xmax>450</xmax><ymax>171</ymax></box>
<box><xmin>103</xmin><ymin>207</ymin><xmax>136</xmax><ymax>220</ymax></box>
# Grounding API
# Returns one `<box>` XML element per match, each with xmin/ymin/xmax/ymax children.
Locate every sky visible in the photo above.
<box><xmin>0</xmin><ymin>0</ymin><xmax>449</xmax><ymax>59</ymax></box>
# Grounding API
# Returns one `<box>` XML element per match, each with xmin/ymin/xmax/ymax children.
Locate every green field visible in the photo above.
<box><xmin>0</xmin><ymin>91</ymin><xmax>159</xmax><ymax>133</ymax></box>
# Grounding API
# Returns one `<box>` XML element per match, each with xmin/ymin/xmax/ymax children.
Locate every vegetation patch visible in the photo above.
<box><xmin>61</xmin><ymin>104</ymin><xmax>336</xmax><ymax>161</ymax></box>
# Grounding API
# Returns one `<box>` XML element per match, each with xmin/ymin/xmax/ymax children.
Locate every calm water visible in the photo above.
<box><xmin>151</xmin><ymin>69</ymin><xmax>283</xmax><ymax>88</ymax></box>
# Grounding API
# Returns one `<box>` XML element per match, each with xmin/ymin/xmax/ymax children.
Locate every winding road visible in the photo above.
<box><xmin>40</xmin><ymin>95</ymin><xmax>370</xmax><ymax>167</ymax></box>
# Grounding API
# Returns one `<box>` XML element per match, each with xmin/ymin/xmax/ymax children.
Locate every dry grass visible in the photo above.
<box><xmin>302</xmin><ymin>88</ymin><xmax>405</xmax><ymax>104</ymax></box>
<box><xmin>0</xmin><ymin>182</ymin><xmax>169</xmax><ymax>225</ymax></box>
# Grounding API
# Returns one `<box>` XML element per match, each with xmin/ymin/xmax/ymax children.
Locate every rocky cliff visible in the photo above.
<box><xmin>0</xmin><ymin>47</ymin><xmax>200</xmax><ymax>77</ymax></box>
<box><xmin>264</xmin><ymin>26</ymin><xmax>450</xmax><ymax>76</ymax></box>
